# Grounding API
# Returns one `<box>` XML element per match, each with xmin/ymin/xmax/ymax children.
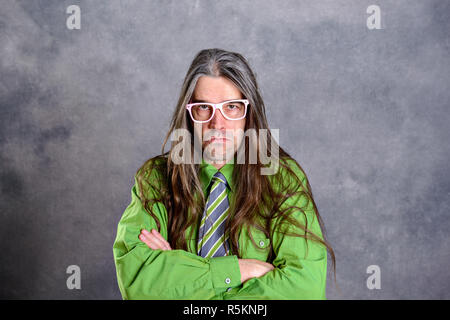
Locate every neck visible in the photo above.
<box><xmin>211</xmin><ymin>161</ymin><xmax>225</xmax><ymax>170</ymax></box>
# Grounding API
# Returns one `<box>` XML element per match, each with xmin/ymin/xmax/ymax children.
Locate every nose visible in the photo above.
<box><xmin>208</xmin><ymin>107</ymin><xmax>227</xmax><ymax>129</ymax></box>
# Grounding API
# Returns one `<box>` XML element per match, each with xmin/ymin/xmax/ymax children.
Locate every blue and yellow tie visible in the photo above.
<box><xmin>198</xmin><ymin>172</ymin><xmax>231</xmax><ymax>258</ymax></box>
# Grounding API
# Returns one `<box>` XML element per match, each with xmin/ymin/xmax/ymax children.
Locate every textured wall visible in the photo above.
<box><xmin>1</xmin><ymin>0</ymin><xmax>449</xmax><ymax>299</ymax></box>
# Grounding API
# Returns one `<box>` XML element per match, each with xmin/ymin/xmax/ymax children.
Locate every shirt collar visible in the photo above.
<box><xmin>199</xmin><ymin>157</ymin><xmax>235</xmax><ymax>195</ymax></box>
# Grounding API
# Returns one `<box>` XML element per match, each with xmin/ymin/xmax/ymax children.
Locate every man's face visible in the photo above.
<box><xmin>191</xmin><ymin>75</ymin><xmax>246</xmax><ymax>167</ymax></box>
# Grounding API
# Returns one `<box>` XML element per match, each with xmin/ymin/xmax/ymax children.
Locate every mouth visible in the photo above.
<box><xmin>208</xmin><ymin>137</ymin><xmax>229</xmax><ymax>143</ymax></box>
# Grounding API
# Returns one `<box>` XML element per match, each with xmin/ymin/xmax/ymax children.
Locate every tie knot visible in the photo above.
<box><xmin>212</xmin><ymin>171</ymin><xmax>228</xmax><ymax>187</ymax></box>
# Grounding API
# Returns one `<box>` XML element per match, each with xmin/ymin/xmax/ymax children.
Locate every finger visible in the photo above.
<box><xmin>140</xmin><ymin>230</ymin><xmax>166</xmax><ymax>250</ymax></box>
<box><xmin>144</xmin><ymin>229</ymin><xmax>171</xmax><ymax>250</ymax></box>
<box><xmin>139</xmin><ymin>232</ymin><xmax>160</xmax><ymax>250</ymax></box>
<box><xmin>151</xmin><ymin>229</ymin><xmax>172</xmax><ymax>250</ymax></box>
<box><xmin>254</xmin><ymin>260</ymin><xmax>274</xmax><ymax>269</ymax></box>
<box><xmin>253</xmin><ymin>260</ymin><xmax>274</xmax><ymax>275</ymax></box>
<box><xmin>145</xmin><ymin>229</ymin><xmax>170</xmax><ymax>250</ymax></box>
<box><xmin>140</xmin><ymin>230</ymin><xmax>163</xmax><ymax>249</ymax></box>
<box><xmin>147</xmin><ymin>229</ymin><xmax>171</xmax><ymax>250</ymax></box>
<box><xmin>262</xmin><ymin>261</ymin><xmax>275</xmax><ymax>270</ymax></box>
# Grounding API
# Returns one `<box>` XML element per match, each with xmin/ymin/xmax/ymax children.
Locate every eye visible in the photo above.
<box><xmin>226</xmin><ymin>104</ymin><xmax>238</xmax><ymax>109</ymax></box>
<box><xmin>198</xmin><ymin>104</ymin><xmax>210</xmax><ymax>110</ymax></box>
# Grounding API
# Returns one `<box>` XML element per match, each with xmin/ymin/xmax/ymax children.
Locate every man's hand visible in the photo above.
<box><xmin>238</xmin><ymin>259</ymin><xmax>275</xmax><ymax>283</ymax></box>
<box><xmin>139</xmin><ymin>229</ymin><xmax>172</xmax><ymax>250</ymax></box>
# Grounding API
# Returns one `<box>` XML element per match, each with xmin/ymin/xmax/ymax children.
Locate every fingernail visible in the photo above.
<box><xmin>142</xmin><ymin>229</ymin><xmax>149</xmax><ymax>234</ymax></box>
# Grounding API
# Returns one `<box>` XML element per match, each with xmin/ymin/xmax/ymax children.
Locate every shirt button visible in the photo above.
<box><xmin>227</xmin><ymin>287</ymin><xmax>232</xmax><ymax>292</ymax></box>
<box><xmin>259</xmin><ymin>240</ymin><xmax>265</xmax><ymax>247</ymax></box>
<box><xmin>225</xmin><ymin>278</ymin><xmax>231</xmax><ymax>284</ymax></box>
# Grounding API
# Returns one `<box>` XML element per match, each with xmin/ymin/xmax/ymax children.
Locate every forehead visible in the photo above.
<box><xmin>193</xmin><ymin>76</ymin><xmax>243</xmax><ymax>103</ymax></box>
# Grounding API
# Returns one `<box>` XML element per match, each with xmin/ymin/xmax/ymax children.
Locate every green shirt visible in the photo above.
<box><xmin>113</xmin><ymin>157</ymin><xmax>327</xmax><ymax>300</ymax></box>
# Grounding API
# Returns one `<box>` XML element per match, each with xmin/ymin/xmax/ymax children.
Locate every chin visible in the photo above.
<box><xmin>203</xmin><ymin>148</ymin><xmax>235</xmax><ymax>163</ymax></box>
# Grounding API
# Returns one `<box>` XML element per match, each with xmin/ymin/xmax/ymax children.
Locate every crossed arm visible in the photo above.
<box><xmin>115</xmin><ymin>169</ymin><xmax>327</xmax><ymax>299</ymax></box>
<box><xmin>139</xmin><ymin>228</ymin><xmax>274</xmax><ymax>283</ymax></box>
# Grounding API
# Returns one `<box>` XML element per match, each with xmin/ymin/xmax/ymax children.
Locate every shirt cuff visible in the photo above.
<box><xmin>209</xmin><ymin>255</ymin><xmax>241</xmax><ymax>289</ymax></box>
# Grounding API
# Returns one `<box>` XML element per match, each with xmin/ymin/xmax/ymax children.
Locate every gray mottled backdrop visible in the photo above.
<box><xmin>1</xmin><ymin>0</ymin><xmax>449</xmax><ymax>299</ymax></box>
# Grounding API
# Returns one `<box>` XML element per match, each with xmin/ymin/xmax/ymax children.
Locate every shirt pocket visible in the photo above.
<box><xmin>240</xmin><ymin>236</ymin><xmax>271</xmax><ymax>262</ymax></box>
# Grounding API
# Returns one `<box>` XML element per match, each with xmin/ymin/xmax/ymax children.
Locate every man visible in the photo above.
<box><xmin>113</xmin><ymin>48</ymin><xmax>336</xmax><ymax>299</ymax></box>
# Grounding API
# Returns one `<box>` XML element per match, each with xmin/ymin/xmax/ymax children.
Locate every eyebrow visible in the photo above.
<box><xmin>191</xmin><ymin>98</ymin><xmax>241</xmax><ymax>103</ymax></box>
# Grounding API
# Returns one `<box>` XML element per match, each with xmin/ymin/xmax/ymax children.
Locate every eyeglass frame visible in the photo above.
<box><xmin>186</xmin><ymin>99</ymin><xmax>249</xmax><ymax>123</ymax></box>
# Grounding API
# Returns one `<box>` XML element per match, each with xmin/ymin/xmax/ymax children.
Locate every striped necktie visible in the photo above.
<box><xmin>197</xmin><ymin>171</ymin><xmax>231</xmax><ymax>258</ymax></box>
